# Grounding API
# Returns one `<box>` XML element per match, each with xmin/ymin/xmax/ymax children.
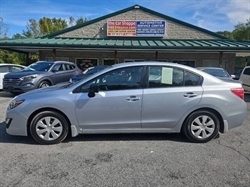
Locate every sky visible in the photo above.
<box><xmin>0</xmin><ymin>0</ymin><xmax>249</xmax><ymax>37</ymax></box>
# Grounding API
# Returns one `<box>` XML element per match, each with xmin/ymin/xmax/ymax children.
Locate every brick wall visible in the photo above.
<box><xmin>58</xmin><ymin>9</ymin><xmax>218</xmax><ymax>39</ymax></box>
<box><xmin>39</xmin><ymin>50</ymin><xmax>236</xmax><ymax>74</ymax></box>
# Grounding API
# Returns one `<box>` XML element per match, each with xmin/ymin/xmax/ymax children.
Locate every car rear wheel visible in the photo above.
<box><xmin>182</xmin><ymin>110</ymin><xmax>220</xmax><ymax>143</ymax></box>
<box><xmin>30</xmin><ymin>111</ymin><xmax>69</xmax><ymax>144</ymax></box>
<box><xmin>38</xmin><ymin>81</ymin><xmax>51</xmax><ymax>88</ymax></box>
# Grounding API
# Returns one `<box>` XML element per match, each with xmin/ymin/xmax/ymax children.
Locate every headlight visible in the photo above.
<box><xmin>8</xmin><ymin>99</ymin><xmax>25</xmax><ymax>110</ymax></box>
<box><xmin>21</xmin><ymin>74</ymin><xmax>38</xmax><ymax>81</ymax></box>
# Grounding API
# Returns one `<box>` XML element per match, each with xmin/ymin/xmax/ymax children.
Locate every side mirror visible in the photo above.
<box><xmin>88</xmin><ymin>84</ymin><xmax>99</xmax><ymax>98</ymax></box>
<box><xmin>51</xmin><ymin>69</ymin><xmax>57</xmax><ymax>73</ymax></box>
<box><xmin>231</xmin><ymin>75</ymin><xmax>236</xmax><ymax>79</ymax></box>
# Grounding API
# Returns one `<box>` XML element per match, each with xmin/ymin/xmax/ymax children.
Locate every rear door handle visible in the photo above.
<box><xmin>126</xmin><ymin>96</ymin><xmax>141</xmax><ymax>102</ymax></box>
<box><xmin>183</xmin><ymin>92</ymin><xmax>198</xmax><ymax>98</ymax></box>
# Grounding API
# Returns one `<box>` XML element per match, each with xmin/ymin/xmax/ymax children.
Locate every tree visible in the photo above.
<box><xmin>216</xmin><ymin>31</ymin><xmax>234</xmax><ymax>39</ymax></box>
<box><xmin>0</xmin><ymin>17</ymin><xmax>8</xmax><ymax>38</ymax></box>
<box><xmin>232</xmin><ymin>19</ymin><xmax>250</xmax><ymax>40</ymax></box>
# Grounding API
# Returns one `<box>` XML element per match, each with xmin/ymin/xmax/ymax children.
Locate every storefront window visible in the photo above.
<box><xmin>172</xmin><ymin>60</ymin><xmax>195</xmax><ymax>67</ymax></box>
<box><xmin>203</xmin><ymin>60</ymin><xmax>228</xmax><ymax>69</ymax></box>
<box><xmin>75</xmin><ymin>58</ymin><xmax>98</xmax><ymax>71</ymax></box>
<box><xmin>103</xmin><ymin>59</ymin><xmax>119</xmax><ymax>65</ymax></box>
<box><xmin>46</xmin><ymin>57</ymin><xmax>69</xmax><ymax>61</ymax></box>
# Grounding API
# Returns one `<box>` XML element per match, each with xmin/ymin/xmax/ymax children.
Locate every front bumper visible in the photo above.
<box><xmin>6</xmin><ymin>109</ymin><xmax>28</xmax><ymax>136</ymax></box>
<box><xmin>3</xmin><ymin>83</ymin><xmax>37</xmax><ymax>93</ymax></box>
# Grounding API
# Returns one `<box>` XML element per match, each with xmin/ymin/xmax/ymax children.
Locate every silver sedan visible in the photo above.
<box><xmin>5</xmin><ymin>62</ymin><xmax>247</xmax><ymax>144</ymax></box>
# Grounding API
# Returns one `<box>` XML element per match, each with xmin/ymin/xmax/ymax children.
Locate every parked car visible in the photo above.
<box><xmin>196</xmin><ymin>67</ymin><xmax>239</xmax><ymax>83</ymax></box>
<box><xmin>0</xmin><ymin>63</ymin><xmax>25</xmax><ymax>90</ymax></box>
<box><xmin>5</xmin><ymin>62</ymin><xmax>246</xmax><ymax>144</ymax></box>
<box><xmin>69</xmin><ymin>65</ymin><xmax>109</xmax><ymax>83</ymax></box>
<box><xmin>233</xmin><ymin>68</ymin><xmax>243</xmax><ymax>80</ymax></box>
<box><xmin>3</xmin><ymin>61</ymin><xmax>81</xmax><ymax>94</ymax></box>
<box><xmin>239</xmin><ymin>66</ymin><xmax>250</xmax><ymax>92</ymax></box>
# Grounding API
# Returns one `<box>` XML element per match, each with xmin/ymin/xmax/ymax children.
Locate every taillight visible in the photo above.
<box><xmin>231</xmin><ymin>88</ymin><xmax>244</xmax><ymax>100</ymax></box>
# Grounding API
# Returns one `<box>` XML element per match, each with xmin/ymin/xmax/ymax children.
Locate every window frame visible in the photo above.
<box><xmin>144</xmin><ymin>65</ymin><xmax>203</xmax><ymax>89</ymax></box>
<box><xmin>73</xmin><ymin>65</ymin><xmax>146</xmax><ymax>93</ymax></box>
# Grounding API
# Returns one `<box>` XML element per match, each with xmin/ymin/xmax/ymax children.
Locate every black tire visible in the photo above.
<box><xmin>29</xmin><ymin>111</ymin><xmax>69</xmax><ymax>145</ymax></box>
<box><xmin>182</xmin><ymin>110</ymin><xmax>220</xmax><ymax>143</ymax></box>
<box><xmin>38</xmin><ymin>80</ymin><xmax>51</xmax><ymax>88</ymax></box>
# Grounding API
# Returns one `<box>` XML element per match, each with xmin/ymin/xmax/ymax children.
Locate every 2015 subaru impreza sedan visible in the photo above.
<box><xmin>5</xmin><ymin>62</ymin><xmax>247</xmax><ymax>144</ymax></box>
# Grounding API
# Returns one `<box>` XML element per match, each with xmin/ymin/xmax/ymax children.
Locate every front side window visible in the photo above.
<box><xmin>148</xmin><ymin>66</ymin><xmax>201</xmax><ymax>88</ymax></box>
<box><xmin>78</xmin><ymin>66</ymin><xmax>143</xmax><ymax>92</ymax></box>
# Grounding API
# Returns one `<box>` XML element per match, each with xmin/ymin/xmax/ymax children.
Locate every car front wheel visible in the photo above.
<box><xmin>182</xmin><ymin>110</ymin><xmax>220</xmax><ymax>143</ymax></box>
<box><xmin>38</xmin><ymin>81</ymin><xmax>51</xmax><ymax>88</ymax></box>
<box><xmin>30</xmin><ymin>111</ymin><xmax>69</xmax><ymax>144</ymax></box>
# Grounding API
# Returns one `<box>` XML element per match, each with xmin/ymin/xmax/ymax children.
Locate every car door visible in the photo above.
<box><xmin>63</xmin><ymin>63</ymin><xmax>77</xmax><ymax>81</ymax></box>
<box><xmin>0</xmin><ymin>65</ymin><xmax>10</xmax><ymax>89</ymax></box>
<box><xmin>74</xmin><ymin>66</ymin><xmax>144</xmax><ymax>130</ymax></box>
<box><xmin>141</xmin><ymin>65</ymin><xmax>203</xmax><ymax>129</ymax></box>
<box><xmin>50</xmin><ymin>63</ymin><xmax>66</xmax><ymax>84</ymax></box>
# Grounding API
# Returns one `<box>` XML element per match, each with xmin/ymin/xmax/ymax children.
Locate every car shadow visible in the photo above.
<box><xmin>0</xmin><ymin>121</ymin><xmax>191</xmax><ymax>145</ymax></box>
<box><xmin>63</xmin><ymin>133</ymin><xmax>191</xmax><ymax>144</ymax></box>
<box><xmin>0</xmin><ymin>91</ymin><xmax>14</xmax><ymax>98</ymax></box>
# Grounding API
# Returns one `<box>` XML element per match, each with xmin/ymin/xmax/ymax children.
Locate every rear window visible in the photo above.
<box><xmin>243</xmin><ymin>68</ymin><xmax>250</xmax><ymax>75</ymax></box>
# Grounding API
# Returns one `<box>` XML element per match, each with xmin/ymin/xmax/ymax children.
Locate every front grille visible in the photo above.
<box><xmin>3</xmin><ymin>78</ymin><xmax>21</xmax><ymax>85</ymax></box>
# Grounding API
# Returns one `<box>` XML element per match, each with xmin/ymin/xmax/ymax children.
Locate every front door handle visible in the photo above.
<box><xmin>126</xmin><ymin>96</ymin><xmax>141</xmax><ymax>102</ymax></box>
<box><xmin>183</xmin><ymin>92</ymin><xmax>198</xmax><ymax>98</ymax></box>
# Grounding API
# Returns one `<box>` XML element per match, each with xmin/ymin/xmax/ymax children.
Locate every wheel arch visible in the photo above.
<box><xmin>27</xmin><ymin>107</ymin><xmax>72</xmax><ymax>137</ymax></box>
<box><xmin>182</xmin><ymin>107</ymin><xmax>224</xmax><ymax>133</ymax></box>
<box><xmin>37</xmin><ymin>78</ymin><xmax>53</xmax><ymax>87</ymax></box>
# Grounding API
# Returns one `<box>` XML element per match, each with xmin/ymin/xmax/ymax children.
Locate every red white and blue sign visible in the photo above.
<box><xmin>107</xmin><ymin>20</ymin><xmax>166</xmax><ymax>37</ymax></box>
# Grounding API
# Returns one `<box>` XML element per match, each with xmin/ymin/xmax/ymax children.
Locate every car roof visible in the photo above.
<box><xmin>36</xmin><ymin>61</ymin><xmax>75</xmax><ymax>64</ymax></box>
<box><xmin>112</xmin><ymin>61</ymin><xmax>202</xmax><ymax>73</ymax></box>
<box><xmin>0</xmin><ymin>63</ymin><xmax>25</xmax><ymax>67</ymax></box>
<box><xmin>196</xmin><ymin>67</ymin><xmax>225</xmax><ymax>70</ymax></box>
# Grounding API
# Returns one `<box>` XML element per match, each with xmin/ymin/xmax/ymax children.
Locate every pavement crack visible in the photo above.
<box><xmin>216</xmin><ymin>140</ymin><xmax>250</xmax><ymax>162</ymax></box>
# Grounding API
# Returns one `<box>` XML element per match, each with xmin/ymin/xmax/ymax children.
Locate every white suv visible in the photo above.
<box><xmin>239</xmin><ymin>66</ymin><xmax>250</xmax><ymax>92</ymax></box>
<box><xmin>0</xmin><ymin>64</ymin><xmax>25</xmax><ymax>89</ymax></box>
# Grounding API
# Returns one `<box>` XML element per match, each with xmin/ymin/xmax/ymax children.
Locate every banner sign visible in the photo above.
<box><xmin>107</xmin><ymin>20</ymin><xmax>165</xmax><ymax>37</ymax></box>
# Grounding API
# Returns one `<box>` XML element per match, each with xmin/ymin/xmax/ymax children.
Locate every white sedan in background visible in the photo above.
<box><xmin>0</xmin><ymin>63</ymin><xmax>26</xmax><ymax>89</ymax></box>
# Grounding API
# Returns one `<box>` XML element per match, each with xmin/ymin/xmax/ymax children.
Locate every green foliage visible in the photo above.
<box><xmin>216</xmin><ymin>19</ymin><xmax>250</xmax><ymax>40</ymax></box>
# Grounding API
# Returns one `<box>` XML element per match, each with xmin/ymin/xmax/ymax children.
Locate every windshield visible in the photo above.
<box><xmin>24</xmin><ymin>62</ymin><xmax>54</xmax><ymax>71</ymax></box>
<box><xmin>204</xmin><ymin>68</ymin><xmax>230</xmax><ymax>78</ymax></box>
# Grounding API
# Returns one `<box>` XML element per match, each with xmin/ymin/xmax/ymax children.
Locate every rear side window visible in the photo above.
<box><xmin>243</xmin><ymin>68</ymin><xmax>250</xmax><ymax>75</ymax></box>
<box><xmin>0</xmin><ymin>66</ymin><xmax>9</xmax><ymax>73</ymax></box>
<box><xmin>184</xmin><ymin>71</ymin><xmax>201</xmax><ymax>86</ymax></box>
<box><xmin>148</xmin><ymin>66</ymin><xmax>201</xmax><ymax>88</ymax></box>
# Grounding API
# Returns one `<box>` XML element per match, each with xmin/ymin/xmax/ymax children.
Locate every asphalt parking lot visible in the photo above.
<box><xmin>0</xmin><ymin>91</ymin><xmax>250</xmax><ymax>187</ymax></box>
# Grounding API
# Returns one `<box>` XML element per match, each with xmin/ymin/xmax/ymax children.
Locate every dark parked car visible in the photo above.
<box><xmin>69</xmin><ymin>65</ymin><xmax>109</xmax><ymax>83</ymax></box>
<box><xmin>3</xmin><ymin>61</ymin><xmax>81</xmax><ymax>94</ymax></box>
<box><xmin>196</xmin><ymin>67</ymin><xmax>239</xmax><ymax>83</ymax></box>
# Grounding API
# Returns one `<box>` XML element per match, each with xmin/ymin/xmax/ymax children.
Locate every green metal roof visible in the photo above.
<box><xmin>42</xmin><ymin>4</ymin><xmax>227</xmax><ymax>39</ymax></box>
<box><xmin>0</xmin><ymin>38</ymin><xmax>249</xmax><ymax>53</ymax></box>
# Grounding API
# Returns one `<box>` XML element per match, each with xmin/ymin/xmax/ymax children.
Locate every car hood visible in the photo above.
<box><xmin>18</xmin><ymin>83</ymin><xmax>69</xmax><ymax>98</ymax></box>
<box><xmin>4</xmin><ymin>70</ymin><xmax>48</xmax><ymax>79</ymax></box>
